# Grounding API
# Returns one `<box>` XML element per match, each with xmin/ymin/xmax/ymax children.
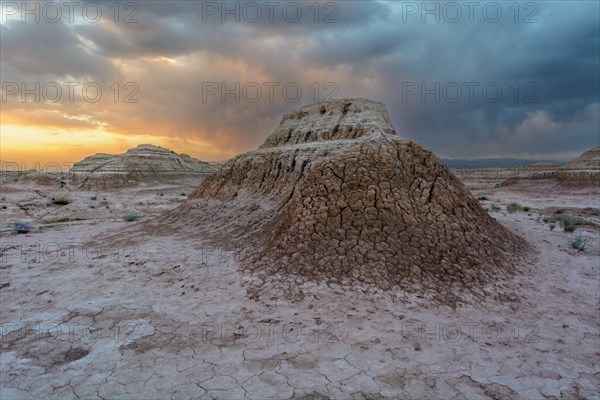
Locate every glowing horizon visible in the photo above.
<box><xmin>1</xmin><ymin>1</ymin><xmax>598</xmax><ymax>167</ymax></box>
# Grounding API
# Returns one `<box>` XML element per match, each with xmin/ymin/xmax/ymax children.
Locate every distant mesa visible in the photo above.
<box><xmin>157</xmin><ymin>98</ymin><xmax>529</xmax><ymax>303</ymax></box>
<box><xmin>523</xmin><ymin>162</ymin><xmax>560</xmax><ymax>170</ymax></box>
<box><xmin>501</xmin><ymin>146</ymin><xmax>600</xmax><ymax>188</ymax></box>
<box><xmin>559</xmin><ymin>146</ymin><xmax>600</xmax><ymax>170</ymax></box>
<box><xmin>70</xmin><ymin>144</ymin><xmax>215</xmax><ymax>188</ymax></box>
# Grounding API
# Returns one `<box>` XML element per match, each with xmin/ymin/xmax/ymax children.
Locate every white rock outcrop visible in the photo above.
<box><xmin>70</xmin><ymin>144</ymin><xmax>214</xmax><ymax>188</ymax></box>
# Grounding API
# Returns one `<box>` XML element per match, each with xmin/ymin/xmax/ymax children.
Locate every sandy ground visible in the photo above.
<box><xmin>0</xmin><ymin>178</ymin><xmax>599</xmax><ymax>399</ymax></box>
<box><xmin>0</xmin><ymin>179</ymin><xmax>201</xmax><ymax>234</ymax></box>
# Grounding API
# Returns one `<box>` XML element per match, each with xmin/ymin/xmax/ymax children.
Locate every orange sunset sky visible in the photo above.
<box><xmin>1</xmin><ymin>1</ymin><xmax>598</xmax><ymax>169</ymax></box>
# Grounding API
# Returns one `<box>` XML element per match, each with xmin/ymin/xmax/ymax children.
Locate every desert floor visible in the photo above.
<box><xmin>0</xmin><ymin>177</ymin><xmax>599</xmax><ymax>399</ymax></box>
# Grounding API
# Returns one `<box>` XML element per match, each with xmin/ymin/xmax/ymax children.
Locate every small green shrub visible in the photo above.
<box><xmin>555</xmin><ymin>208</ymin><xmax>566</xmax><ymax>214</ymax></box>
<box><xmin>123</xmin><ymin>214</ymin><xmax>139</xmax><ymax>222</ymax></box>
<box><xmin>570</xmin><ymin>234</ymin><xmax>588</xmax><ymax>252</ymax></box>
<box><xmin>477</xmin><ymin>196</ymin><xmax>488</xmax><ymax>201</ymax></box>
<box><xmin>522</xmin><ymin>206</ymin><xmax>531</xmax><ymax>212</ymax></box>
<box><xmin>561</xmin><ymin>218</ymin><xmax>577</xmax><ymax>233</ymax></box>
<box><xmin>1</xmin><ymin>205</ymin><xmax>6</xmax><ymax>209</ymax></box>
<box><xmin>490</xmin><ymin>204</ymin><xmax>501</xmax><ymax>212</ymax></box>
<box><xmin>90</xmin><ymin>196</ymin><xmax>97</xmax><ymax>201</ymax></box>
<box><xmin>507</xmin><ymin>203</ymin><xmax>521</xmax><ymax>213</ymax></box>
<box><xmin>180</xmin><ymin>193</ymin><xmax>187</xmax><ymax>196</ymax></box>
<box><xmin>53</xmin><ymin>195</ymin><xmax>70</xmax><ymax>205</ymax></box>
<box><xmin>90</xmin><ymin>205</ymin><xmax>95</xmax><ymax>209</ymax></box>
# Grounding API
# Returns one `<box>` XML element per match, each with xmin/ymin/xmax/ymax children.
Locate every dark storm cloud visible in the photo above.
<box><xmin>72</xmin><ymin>0</ymin><xmax>392</xmax><ymax>59</ymax></box>
<box><xmin>1</xmin><ymin>0</ymin><xmax>598</xmax><ymax>159</ymax></box>
<box><xmin>353</xmin><ymin>1</ymin><xmax>600</xmax><ymax>158</ymax></box>
<box><xmin>0</xmin><ymin>19</ymin><xmax>115</xmax><ymax>81</ymax></box>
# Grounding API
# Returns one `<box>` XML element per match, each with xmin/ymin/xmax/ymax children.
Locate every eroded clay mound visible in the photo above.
<box><xmin>532</xmin><ymin>171</ymin><xmax>600</xmax><ymax>187</ymax></box>
<box><xmin>70</xmin><ymin>144</ymin><xmax>214</xmax><ymax>189</ymax></box>
<box><xmin>523</xmin><ymin>162</ymin><xmax>560</xmax><ymax>170</ymax></box>
<box><xmin>190</xmin><ymin>99</ymin><xmax>399</xmax><ymax>201</ymax></box>
<box><xmin>561</xmin><ymin>146</ymin><xmax>600</xmax><ymax>170</ymax></box>
<box><xmin>501</xmin><ymin>147</ymin><xmax>600</xmax><ymax>188</ymax></box>
<box><xmin>183</xmin><ymin>99</ymin><xmax>528</xmax><ymax>299</ymax></box>
<box><xmin>260</xmin><ymin>98</ymin><xmax>396</xmax><ymax>148</ymax></box>
<box><xmin>254</xmin><ymin>138</ymin><xmax>525</xmax><ymax>292</ymax></box>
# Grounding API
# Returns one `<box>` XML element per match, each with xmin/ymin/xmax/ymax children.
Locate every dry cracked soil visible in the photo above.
<box><xmin>1</xmin><ymin>171</ymin><xmax>599</xmax><ymax>400</ymax></box>
<box><xmin>0</xmin><ymin>99</ymin><xmax>598</xmax><ymax>399</ymax></box>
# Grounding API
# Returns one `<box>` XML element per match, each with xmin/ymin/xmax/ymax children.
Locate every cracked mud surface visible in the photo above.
<box><xmin>1</xmin><ymin>100</ymin><xmax>598</xmax><ymax>398</ymax></box>
<box><xmin>0</xmin><ymin>202</ymin><xmax>599</xmax><ymax>399</ymax></box>
<box><xmin>172</xmin><ymin>99</ymin><xmax>531</xmax><ymax>304</ymax></box>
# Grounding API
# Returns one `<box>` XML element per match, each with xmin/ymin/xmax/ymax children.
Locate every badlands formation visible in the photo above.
<box><xmin>0</xmin><ymin>145</ymin><xmax>215</xmax><ymax>231</ymax></box>
<box><xmin>1</xmin><ymin>99</ymin><xmax>599</xmax><ymax>399</ymax></box>
<box><xmin>502</xmin><ymin>146</ymin><xmax>600</xmax><ymax>188</ymax></box>
<box><xmin>562</xmin><ymin>146</ymin><xmax>600</xmax><ymax>169</ymax></box>
<box><xmin>70</xmin><ymin>144</ymin><xmax>214</xmax><ymax>188</ymax></box>
<box><xmin>160</xmin><ymin>99</ymin><xmax>529</xmax><ymax>302</ymax></box>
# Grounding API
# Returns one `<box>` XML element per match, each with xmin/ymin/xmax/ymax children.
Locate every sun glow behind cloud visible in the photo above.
<box><xmin>0</xmin><ymin>1</ymin><xmax>598</xmax><ymax>167</ymax></box>
<box><xmin>0</xmin><ymin>124</ymin><xmax>233</xmax><ymax>168</ymax></box>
